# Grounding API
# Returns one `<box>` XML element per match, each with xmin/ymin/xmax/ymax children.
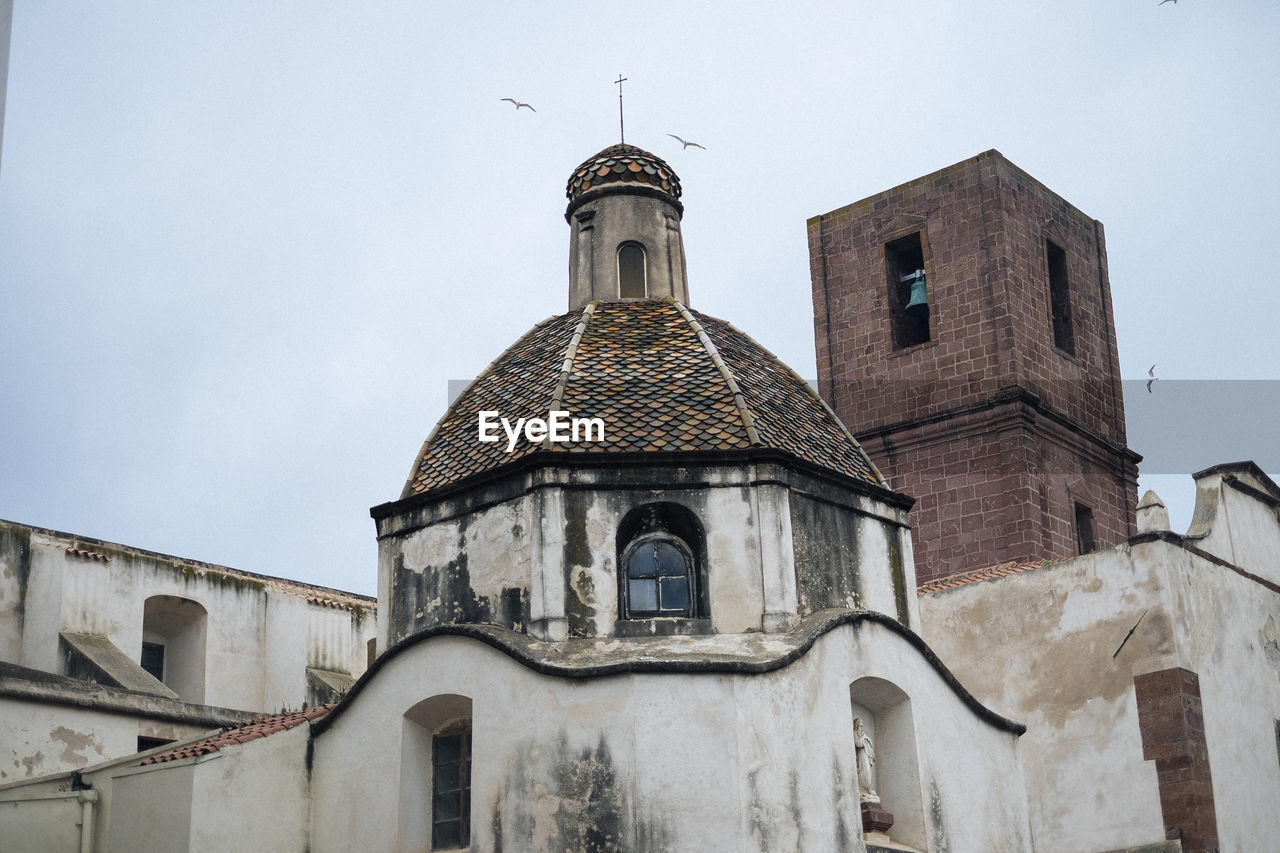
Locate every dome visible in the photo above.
<box><xmin>565</xmin><ymin>144</ymin><xmax>682</xmax><ymax>209</ymax></box>
<box><xmin>402</xmin><ymin>299</ymin><xmax>883</xmax><ymax>497</ymax></box>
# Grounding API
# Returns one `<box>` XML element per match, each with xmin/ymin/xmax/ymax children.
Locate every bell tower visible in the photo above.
<box><xmin>565</xmin><ymin>144</ymin><xmax>689</xmax><ymax>309</ymax></box>
<box><xmin>809</xmin><ymin>150</ymin><xmax>1140</xmax><ymax>584</ymax></box>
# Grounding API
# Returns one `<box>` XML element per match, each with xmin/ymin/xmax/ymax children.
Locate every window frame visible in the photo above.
<box><xmin>1074</xmin><ymin>502</ymin><xmax>1096</xmax><ymax>555</ymax></box>
<box><xmin>1046</xmin><ymin>238</ymin><xmax>1075</xmax><ymax>355</ymax></box>
<box><xmin>431</xmin><ymin>725</ymin><xmax>472</xmax><ymax>850</ymax></box>
<box><xmin>140</xmin><ymin>640</ymin><xmax>165</xmax><ymax>681</ymax></box>
<box><xmin>617</xmin><ymin>241</ymin><xmax>648</xmax><ymax>298</ymax></box>
<box><xmin>620</xmin><ymin>532</ymin><xmax>696</xmax><ymax>619</ymax></box>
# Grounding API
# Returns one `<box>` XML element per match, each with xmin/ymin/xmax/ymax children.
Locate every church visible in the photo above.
<box><xmin>2</xmin><ymin>143</ymin><xmax>1278</xmax><ymax>853</ymax></box>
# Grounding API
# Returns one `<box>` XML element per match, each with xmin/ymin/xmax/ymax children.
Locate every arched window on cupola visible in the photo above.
<box><xmin>616</xmin><ymin>502</ymin><xmax>708</xmax><ymax>623</ymax></box>
<box><xmin>617</xmin><ymin>242</ymin><xmax>647</xmax><ymax>298</ymax></box>
<box><xmin>622</xmin><ymin>533</ymin><xmax>694</xmax><ymax>616</ymax></box>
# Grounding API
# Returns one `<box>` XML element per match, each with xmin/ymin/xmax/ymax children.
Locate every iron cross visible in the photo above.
<box><xmin>615</xmin><ymin>75</ymin><xmax>628</xmax><ymax>143</ymax></box>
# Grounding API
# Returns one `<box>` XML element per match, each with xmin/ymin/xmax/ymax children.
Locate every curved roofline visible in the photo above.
<box><xmin>310</xmin><ymin>609</ymin><xmax>1026</xmax><ymax>738</ymax></box>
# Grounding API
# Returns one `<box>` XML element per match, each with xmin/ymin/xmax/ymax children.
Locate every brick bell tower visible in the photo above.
<box><xmin>809</xmin><ymin>150</ymin><xmax>1140</xmax><ymax>585</ymax></box>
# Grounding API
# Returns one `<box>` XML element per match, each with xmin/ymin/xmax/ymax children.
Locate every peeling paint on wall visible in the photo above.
<box><xmin>50</xmin><ymin>725</ymin><xmax>104</xmax><ymax>766</ymax></box>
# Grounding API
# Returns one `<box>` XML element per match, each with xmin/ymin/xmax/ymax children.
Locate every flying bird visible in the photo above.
<box><xmin>666</xmin><ymin>134</ymin><xmax>706</xmax><ymax>150</ymax></box>
<box><xmin>1147</xmin><ymin>364</ymin><xmax>1158</xmax><ymax>393</ymax></box>
<box><xmin>501</xmin><ymin>98</ymin><xmax>536</xmax><ymax>112</ymax></box>
<box><xmin>1159</xmin><ymin>0</ymin><xmax>1176</xmax><ymax>5</ymax></box>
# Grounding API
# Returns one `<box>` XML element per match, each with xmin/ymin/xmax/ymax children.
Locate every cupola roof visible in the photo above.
<box><xmin>565</xmin><ymin>144</ymin><xmax>682</xmax><ymax>209</ymax></box>
<box><xmin>401</xmin><ymin>299</ymin><xmax>883</xmax><ymax>498</ymax></box>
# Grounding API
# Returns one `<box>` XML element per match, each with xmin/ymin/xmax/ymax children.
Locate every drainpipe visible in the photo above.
<box><xmin>78</xmin><ymin>788</ymin><xmax>98</xmax><ymax>853</ymax></box>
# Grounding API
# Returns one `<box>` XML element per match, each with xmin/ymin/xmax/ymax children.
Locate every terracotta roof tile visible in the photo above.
<box><xmin>65</xmin><ymin>548</ymin><xmax>110</xmax><ymax>562</ymax></box>
<box><xmin>140</xmin><ymin>704</ymin><xmax>334</xmax><ymax>765</ymax></box>
<box><xmin>566</xmin><ymin>144</ymin><xmax>681</xmax><ymax>203</ymax></box>
<box><xmin>402</xmin><ymin>300</ymin><xmax>883</xmax><ymax>497</ymax></box>
<box><xmin>917</xmin><ymin>559</ymin><xmax>1055</xmax><ymax>595</ymax></box>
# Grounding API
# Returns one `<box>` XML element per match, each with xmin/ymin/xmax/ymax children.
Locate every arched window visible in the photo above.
<box><xmin>622</xmin><ymin>533</ymin><xmax>694</xmax><ymax>616</ymax></box>
<box><xmin>616</xmin><ymin>502</ymin><xmax>707</xmax><ymax>622</ymax></box>
<box><xmin>617</xmin><ymin>242</ymin><xmax>647</xmax><ymax>298</ymax></box>
<box><xmin>141</xmin><ymin>595</ymin><xmax>207</xmax><ymax>703</ymax></box>
<box><xmin>401</xmin><ymin>694</ymin><xmax>473</xmax><ymax>852</ymax></box>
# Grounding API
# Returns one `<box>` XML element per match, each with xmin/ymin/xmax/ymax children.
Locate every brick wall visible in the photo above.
<box><xmin>1133</xmin><ymin>667</ymin><xmax>1219</xmax><ymax>853</ymax></box>
<box><xmin>810</xmin><ymin>150</ymin><xmax>1139</xmax><ymax>582</ymax></box>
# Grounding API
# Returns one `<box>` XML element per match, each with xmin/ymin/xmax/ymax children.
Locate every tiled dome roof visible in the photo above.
<box><xmin>565</xmin><ymin>144</ymin><xmax>681</xmax><ymax>205</ymax></box>
<box><xmin>402</xmin><ymin>300</ymin><xmax>882</xmax><ymax>497</ymax></box>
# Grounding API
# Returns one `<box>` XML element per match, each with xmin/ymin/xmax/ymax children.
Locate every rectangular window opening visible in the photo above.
<box><xmin>432</xmin><ymin>729</ymin><xmax>472</xmax><ymax>850</ymax></box>
<box><xmin>1047</xmin><ymin>239</ymin><xmax>1075</xmax><ymax>354</ymax></box>
<box><xmin>1075</xmin><ymin>502</ymin><xmax>1095</xmax><ymax>555</ymax></box>
<box><xmin>137</xmin><ymin>736</ymin><xmax>174</xmax><ymax>753</ymax></box>
<box><xmin>885</xmin><ymin>232</ymin><xmax>930</xmax><ymax>349</ymax></box>
<box><xmin>140</xmin><ymin>641</ymin><xmax>165</xmax><ymax>682</ymax></box>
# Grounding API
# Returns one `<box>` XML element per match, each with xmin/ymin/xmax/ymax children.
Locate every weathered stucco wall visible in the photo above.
<box><xmin>4</xmin><ymin>521</ymin><xmax>373</xmax><ymax>710</ymax></box>
<box><xmin>378</xmin><ymin>461</ymin><xmax>915</xmax><ymax>648</ymax></box>
<box><xmin>1</xmin><ymin>696</ymin><xmax>132</xmax><ymax>783</ymax></box>
<box><xmin>186</xmin><ymin>725</ymin><xmax>311</xmax><ymax>853</ymax></box>
<box><xmin>0</xmin><ymin>518</ymin><xmax>373</xmax><ymax>779</ymax></box>
<box><xmin>310</xmin><ymin>621</ymin><xmax>1030</xmax><ymax>853</ymax></box>
<box><xmin>919</xmin><ymin>523</ymin><xmax>1280</xmax><ymax>852</ymax></box>
<box><xmin>0</xmin><ymin>522</ymin><xmax>31</xmax><ymax>663</ymax></box>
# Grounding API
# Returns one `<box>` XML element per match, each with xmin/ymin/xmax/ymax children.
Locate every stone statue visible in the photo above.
<box><xmin>853</xmin><ymin>717</ymin><xmax>879</xmax><ymax>803</ymax></box>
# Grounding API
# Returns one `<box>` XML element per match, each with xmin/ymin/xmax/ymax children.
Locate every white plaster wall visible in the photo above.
<box><xmin>0</xmin><ymin>791</ymin><xmax>83</xmax><ymax>853</ymax></box>
<box><xmin>465</xmin><ymin>496</ymin><xmax>533</xmax><ymax>605</ymax></box>
<box><xmin>1138</xmin><ymin>537</ymin><xmax>1280</xmax><ymax>851</ymax></box>
<box><xmin>698</xmin><ymin>486</ymin><xmax>764</xmax><ymax>633</ymax></box>
<box><xmin>856</xmin><ymin>511</ymin><xmax>898</xmax><ymax>618</ymax></box>
<box><xmin>919</xmin><ymin>549</ymin><xmax>1168</xmax><ymax>852</ymax></box>
<box><xmin>0</xmin><ymin>696</ymin><xmax>133</xmax><ymax>782</ymax></box>
<box><xmin>921</xmin><ymin>530</ymin><xmax>1280</xmax><ymax>853</ymax></box>
<box><xmin>12</xmin><ymin>527</ymin><xmax>371</xmax><ymax>714</ymax></box>
<box><xmin>262</xmin><ymin>592</ymin><xmax>310</xmax><ymax>710</ymax></box>
<box><xmin>0</xmin><ymin>695</ymin><xmax>211</xmax><ymax>784</ymax></box>
<box><xmin>310</xmin><ymin>624</ymin><xmax>1029</xmax><ymax>853</ymax></box>
<box><xmin>16</xmin><ymin>538</ymin><xmax>67</xmax><ymax>673</ymax></box>
<box><xmin>187</xmin><ymin>726</ymin><xmax>312</xmax><ymax>853</ymax></box>
<box><xmin>1188</xmin><ymin>472</ymin><xmax>1280</xmax><ymax>586</ymax></box>
<box><xmin>104</xmin><ymin>761</ymin><xmax>196</xmax><ymax>853</ymax></box>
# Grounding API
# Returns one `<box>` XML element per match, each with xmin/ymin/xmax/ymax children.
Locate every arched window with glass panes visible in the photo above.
<box><xmin>616</xmin><ymin>502</ymin><xmax>707</xmax><ymax>621</ymax></box>
<box><xmin>622</xmin><ymin>533</ymin><xmax>695</xmax><ymax>616</ymax></box>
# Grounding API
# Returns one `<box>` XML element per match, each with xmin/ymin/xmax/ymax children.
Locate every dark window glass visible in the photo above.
<box><xmin>1047</xmin><ymin>239</ymin><xmax>1075</xmax><ymax>354</ymax></box>
<box><xmin>137</xmin><ymin>736</ymin><xmax>174</xmax><ymax>753</ymax></box>
<box><xmin>432</xmin><ymin>730</ymin><xmax>471</xmax><ymax>849</ymax></box>
<box><xmin>625</xmin><ymin>536</ymin><xmax>693</xmax><ymax>617</ymax></box>
<box><xmin>618</xmin><ymin>243</ymin><xmax>647</xmax><ymax>298</ymax></box>
<box><xmin>140</xmin><ymin>641</ymin><xmax>165</xmax><ymax>681</ymax></box>
<box><xmin>1075</xmin><ymin>503</ymin><xmax>1095</xmax><ymax>555</ymax></box>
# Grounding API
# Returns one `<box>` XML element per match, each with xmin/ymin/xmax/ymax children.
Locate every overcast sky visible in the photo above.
<box><xmin>2</xmin><ymin>2</ymin><xmax>1277</xmax><ymax>596</ymax></box>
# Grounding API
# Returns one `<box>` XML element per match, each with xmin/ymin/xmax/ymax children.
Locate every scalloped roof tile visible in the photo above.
<box><xmin>402</xmin><ymin>299</ymin><xmax>882</xmax><ymax>497</ymax></box>
<box><xmin>566</xmin><ymin>144</ymin><xmax>681</xmax><ymax>204</ymax></box>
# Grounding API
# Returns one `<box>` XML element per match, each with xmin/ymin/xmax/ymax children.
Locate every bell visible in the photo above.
<box><xmin>903</xmin><ymin>270</ymin><xmax>928</xmax><ymax>310</ymax></box>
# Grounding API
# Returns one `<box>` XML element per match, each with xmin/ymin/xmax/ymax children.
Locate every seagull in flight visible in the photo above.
<box><xmin>1159</xmin><ymin>0</ymin><xmax>1176</xmax><ymax>5</ymax></box>
<box><xmin>667</xmin><ymin>134</ymin><xmax>706</xmax><ymax>150</ymax></box>
<box><xmin>1147</xmin><ymin>364</ymin><xmax>1158</xmax><ymax>393</ymax></box>
<box><xmin>501</xmin><ymin>98</ymin><xmax>536</xmax><ymax>112</ymax></box>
